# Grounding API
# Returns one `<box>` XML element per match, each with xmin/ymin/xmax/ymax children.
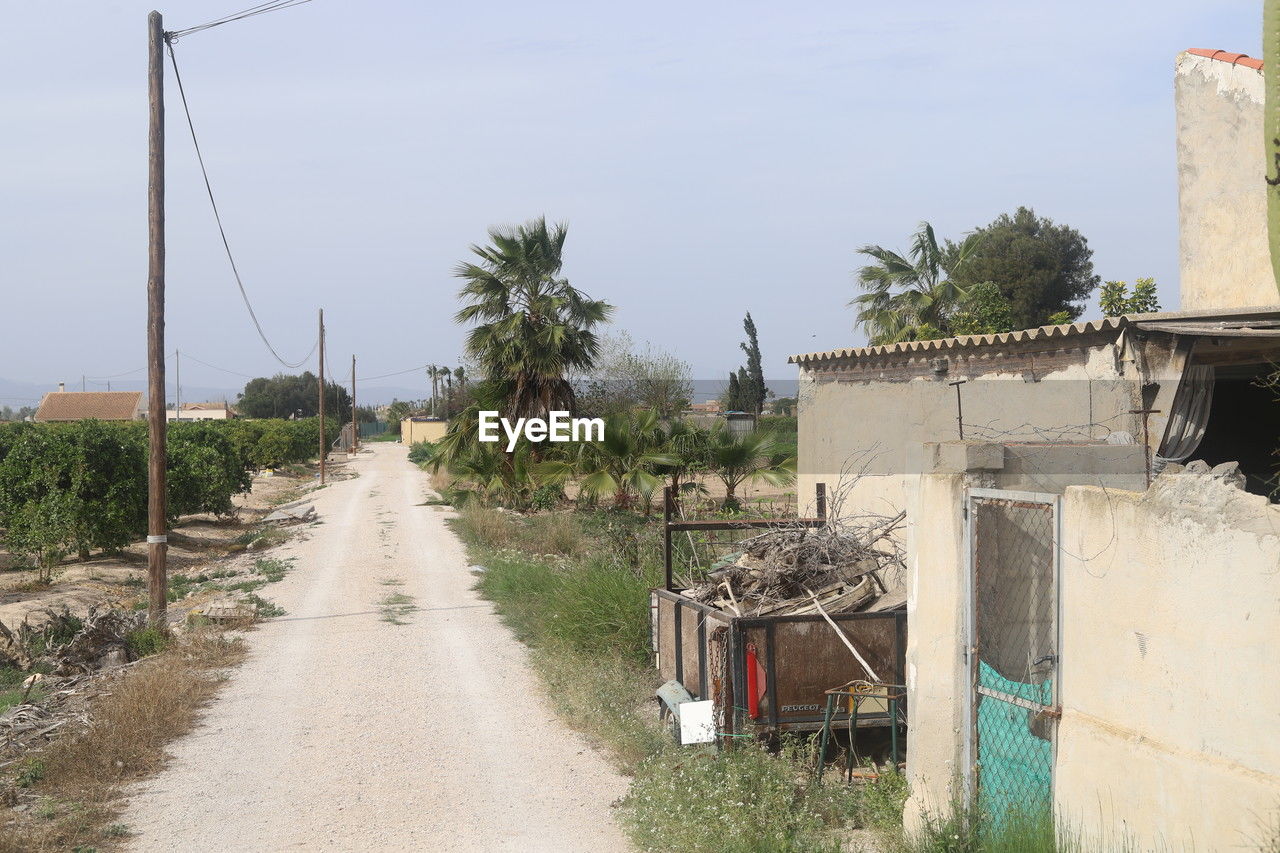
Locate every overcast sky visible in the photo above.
<box><xmin>0</xmin><ymin>1</ymin><xmax>1264</xmax><ymax>403</ymax></box>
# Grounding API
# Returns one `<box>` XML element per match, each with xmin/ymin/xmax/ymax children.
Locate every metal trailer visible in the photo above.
<box><xmin>654</xmin><ymin>484</ymin><xmax>908</xmax><ymax>736</ymax></box>
<box><xmin>652</xmin><ymin>589</ymin><xmax>907</xmax><ymax>735</ymax></box>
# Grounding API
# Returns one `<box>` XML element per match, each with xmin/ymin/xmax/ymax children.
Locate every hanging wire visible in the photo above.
<box><xmin>356</xmin><ymin>364</ymin><xmax>434</xmax><ymax>383</ymax></box>
<box><xmin>164</xmin><ymin>39</ymin><xmax>317</xmax><ymax>370</ymax></box>
<box><xmin>166</xmin><ymin>0</ymin><xmax>315</xmax><ymax>42</ymax></box>
<box><xmin>179</xmin><ymin>352</ymin><xmax>260</xmax><ymax>379</ymax></box>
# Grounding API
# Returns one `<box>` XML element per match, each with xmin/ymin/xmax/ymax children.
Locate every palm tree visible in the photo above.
<box><xmin>455</xmin><ymin>218</ymin><xmax>613</xmax><ymax>419</ymax></box>
<box><xmin>650</xmin><ymin>418</ymin><xmax>712</xmax><ymax>506</ymax></box>
<box><xmin>850</xmin><ymin>222</ymin><xmax>982</xmax><ymax>345</ymax></box>
<box><xmin>535</xmin><ymin>412</ymin><xmax>676</xmax><ymax>510</ymax></box>
<box><xmin>705</xmin><ymin>428</ymin><xmax>795</xmax><ymax>510</ymax></box>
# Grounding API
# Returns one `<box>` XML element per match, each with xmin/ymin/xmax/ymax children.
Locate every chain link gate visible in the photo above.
<box><xmin>966</xmin><ymin>489</ymin><xmax>1060</xmax><ymax>825</ymax></box>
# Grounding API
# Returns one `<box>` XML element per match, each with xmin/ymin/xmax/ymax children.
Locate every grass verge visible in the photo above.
<box><xmin>0</xmin><ymin>627</ymin><xmax>247</xmax><ymax>853</ymax></box>
<box><xmin>451</xmin><ymin>504</ymin><xmax>901</xmax><ymax>852</ymax></box>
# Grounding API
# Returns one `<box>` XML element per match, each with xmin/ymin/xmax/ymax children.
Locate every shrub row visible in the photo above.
<box><xmin>0</xmin><ymin>418</ymin><xmax>330</xmax><ymax>573</ymax></box>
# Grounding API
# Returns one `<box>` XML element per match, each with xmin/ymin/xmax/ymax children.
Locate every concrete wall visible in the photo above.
<box><xmin>402</xmin><ymin>418</ymin><xmax>448</xmax><ymax>445</ymax></box>
<box><xmin>901</xmin><ymin>452</ymin><xmax>976</xmax><ymax>831</ymax></box>
<box><xmin>796</xmin><ymin>342</ymin><xmax>1143</xmax><ymax>518</ymax></box>
<box><xmin>1175</xmin><ymin>50</ymin><xmax>1280</xmax><ymax>310</ymax></box>
<box><xmin>901</xmin><ymin>454</ymin><xmax>1280</xmax><ymax>849</ymax></box>
<box><xmin>1056</xmin><ymin>473</ymin><xmax>1280</xmax><ymax>851</ymax></box>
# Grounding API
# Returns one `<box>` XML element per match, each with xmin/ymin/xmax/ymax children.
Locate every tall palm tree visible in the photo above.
<box><xmin>455</xmin><ymin>217</ymin><xmax>613</xmax><ymax>419</ymax></box>
<box><xmin>850</xmin><ymin>222</ymin><xmax>982</xmax><ymax>345</ymax></box>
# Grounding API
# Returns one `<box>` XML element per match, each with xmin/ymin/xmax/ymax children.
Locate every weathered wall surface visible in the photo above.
<box><xmin>796</xmin><ymin>343</ymin><xmax>1142</xmax><ymax>517</ymax></box>
<box><xmin>1057</xmin><ymin>473</ymin><xmax>1280</xmax><ymax>850</ymax></box>
<box><xmin>901</xmin><ymin>454</ymin><xmax>1280</xmax><ymax>847</ymax></box>
<box><xmin>1176</xmin><ymin>50</ymin><xmax>1279</xmax><ymax>310</ymax></box>
<box><xmin>902</xmin><ymin>465</ymin><xmax>969</xmax><ymax>831</ymax></box>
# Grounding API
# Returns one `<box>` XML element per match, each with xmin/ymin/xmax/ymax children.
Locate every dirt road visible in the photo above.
<box><xmin>125</xmin><ymin>444</ymin><xmax>632</xmax><ymax>852</ymax></box>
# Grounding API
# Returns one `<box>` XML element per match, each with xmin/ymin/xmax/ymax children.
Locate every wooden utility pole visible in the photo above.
<box><xmin>318</xmin><ymin>308</ymin><xmax>326</xmax><ymax>485</ymax></box>
<box><xmin>351</xmin><ymin>354</ymin><xmax>357</xmax><ymax>453</ymax></box>
<box><xmin>146</xmin><ymin>10</ymin><xmax>168</xmax><ymax>625</ymax></box>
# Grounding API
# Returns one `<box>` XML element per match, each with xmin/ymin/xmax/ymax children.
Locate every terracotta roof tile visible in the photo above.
<box><xmin>1186</xmin><ymin>48</ymin><xmax>1263</xmax><ymax>71</ymax></box>
<box><xmin>34</xmin><ymin>391</ymin><xmax>144</xmax><ymax>422</ymax></box>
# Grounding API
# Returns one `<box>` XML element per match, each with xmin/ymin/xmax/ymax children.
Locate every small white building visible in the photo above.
<box><xmin>166</xmin><ymin>402</ymin><xmax>235</xmax><ymax>421</ymax></box>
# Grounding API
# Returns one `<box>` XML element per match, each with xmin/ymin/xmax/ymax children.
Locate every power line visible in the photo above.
<box><xmin>180</xmin><ymin>350</ymin><xmax>259</xmax><ymax>379</ymax></box>
<box><xmin>164</xmin><ymin>39</ymin><xmax>317</xmax><ymax>371</ymax></box>
<box><xmin>167</xmin><ymin>0</ymin><xmax>315</xmax><ymax>42</ymax></box>
<box><xmin>356</xmin><ymin>364</ymin><xmax>434</xmax><ymax>383</ymax></box>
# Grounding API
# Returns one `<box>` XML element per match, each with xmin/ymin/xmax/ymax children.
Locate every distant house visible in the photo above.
<box><xmin>166</xmin><ymin>401</ymin><xmax>235</xmax><ymax>421</ymax></box>
<box><xmin>689</xmin><ymin>400</ymin><xmax>722</xmax><ymax>415</ymax></box>
<box><xmin>402</xmin><ymin>416</ymin><xmax>447</xmax><ymax>445</ymax></box>
<box><xmin>34</xmin><ymin>391</ymin><xmax>144</xmax><ymax>423</ymax></box>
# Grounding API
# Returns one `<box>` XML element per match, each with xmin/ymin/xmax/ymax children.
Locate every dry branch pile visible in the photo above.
<box><xmin>685</xmin><ymin>512</ymin><xmax>906</xmax><ymax>616</ymax></box>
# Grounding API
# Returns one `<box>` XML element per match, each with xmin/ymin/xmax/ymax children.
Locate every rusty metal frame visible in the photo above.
<box><xmin>662</xmin><ymin>482</ymin><xmax>827</xmax><ymax>591</ymax></box>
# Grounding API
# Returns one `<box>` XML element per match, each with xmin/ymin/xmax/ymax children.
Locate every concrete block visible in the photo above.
<box><xmin>936</xmin><ymin>441</ymin><xmax>1004</xmax><ymax>473</ymax></box>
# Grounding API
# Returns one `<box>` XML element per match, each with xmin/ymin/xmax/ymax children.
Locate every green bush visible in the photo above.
<box><xmin>125</xmin><ymin>625</ymin><xmax>170</xmax><ymax>658</ymax></box>
<box><xmin>169</xmin><ymin>421</ymin><xmax>254</xmax><ymax>517</ymax></box>
<box><xmin>0</xmin><ymin>417</ymin><xmax>329</xmax><ymax>571</ymax></box>
<box><xmin>622</xmin><ymin>742</ymin><xmax>858</xmax><ymax>852</ymax></box>
<box><xmin>407</xmin><ymin>440</ymin><xmax>437</xmax><ymax>466</ymax></box>
<box><xmin>0</xmin><ymin>421</ymin><xmax>147</xmax><ymax>573</ymax></box>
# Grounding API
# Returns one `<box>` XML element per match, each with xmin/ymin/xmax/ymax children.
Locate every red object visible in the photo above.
<box><xmin>746</xmin><ymin>643</ymin><xmax>767</xmax><ymax>719</ymax></box>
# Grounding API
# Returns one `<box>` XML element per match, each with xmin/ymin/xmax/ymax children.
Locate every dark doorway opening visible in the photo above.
<box><xmin>1189</xmin><ymin>364</ymin><xmax>1280</xmax><ymax>499</ymax></box>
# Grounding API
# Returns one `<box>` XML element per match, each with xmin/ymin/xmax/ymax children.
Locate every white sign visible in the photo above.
<box><xmin>678</xmin><ymin>700</ymin><xmax>716</xmax><ymax>745</ymax></box>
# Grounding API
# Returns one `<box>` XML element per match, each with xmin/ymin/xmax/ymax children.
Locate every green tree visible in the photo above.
<box><xmin>536</xmin><ymin>411</ymin><xmax>676</xmax><ymax>510</ymax></box>
<box><xmin>720</xmin><ymin>372</ymin><xmax>744</xmax><ymax>411</ymax></box>
<box><xmin>951</xmin><ymin>281</ymin><xmax>1016</xmax><ymax>336</ymax></box>
<box><xmin>705</xmin><ymin>427</ymin><xmax>796</xmax><ymax>510</ymax></box>
<box><xmin>237</xmin><ymin>373</ymin><xmax>351</xmax><ymax>422</ymax></box>
<box><xmin>454</xmin><ymin>217</ymin><xmax>613</xmax><ymax>419</ymax></box>
<box><xmin>851</xmin><ymin>222</ymin><xmax>983</xmax><ymax>345</ymax></box>
<box><xmin>1099</xmin><ymin>278</ymin><xmax>1161</xmax><ymax>317</ymax></box>
<box><xmin>738</xmin><ymin>313</ymin><xmax>768</xmax><ymax>415</ymax></box>
<box><xmin>949</xmin><ymin>207</ymin><xmax>1100</xmax><ymax>329</ymax></box>
<box><xmin>168</xmin><ymin>421</ymin><xmax>253</xmax><ymax>517</ymax></box>
<box><xmin>0</xmin><ymin>422</ymin><xmax>148</xmax><ymax>576</ymax></box>
<box><xmin>770</xmin><ymin>397</ymin><xmax>797</xmax><ymax>416</ymax></box>
<box><xmin>651</xmin><ymin>419</ymin><xmax>713</xmax><ymax>502</ymax></box>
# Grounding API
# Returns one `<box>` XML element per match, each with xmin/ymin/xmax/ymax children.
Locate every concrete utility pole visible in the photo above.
<box><xmin>318</xmin><ymin>308</ymin><xmax>326</xmax><ymax>485</ymax></box>
<box><xmin>146</xmin><ymin>9</ymin><xmax>169</xmax><ymax>625</ymax></box>
<box><xmin>351</xmin><ymin>354</ymin><xmax>357</xmax><ymax>453</ymax></box>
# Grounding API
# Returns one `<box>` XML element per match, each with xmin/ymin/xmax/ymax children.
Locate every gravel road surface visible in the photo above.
<box><xmin>124</xmin><ymin>444</ymin><xmax>632</xmax><ymax>851</ymax></box>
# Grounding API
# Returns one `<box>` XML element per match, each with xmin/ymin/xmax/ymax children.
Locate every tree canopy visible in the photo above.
<box><xmin>454</xmin><ymin>217</ymin><xmax>613</xmax><ymax>419</ymax></box>
<box><xmin>1099</xmin><ymin>278</ymin><xmax>1160</xmax><ymax>317</ymax></box>
<box><xmin>850</xmin><ymin>222</ymin><xmax>983</xmax><ymax>345</ymax></box>
<box><xmin>237</xmin><ymin>372</ymin><xmax>351</xmax><ymax>422</ymax></box>
<box><xmin>948</xmin><ymin>206</ymin><xmax>1100</xmax><ymax>329</ymax></box>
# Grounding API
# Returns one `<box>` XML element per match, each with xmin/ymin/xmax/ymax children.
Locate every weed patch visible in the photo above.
<box><xmin>254</xmin><ymin>557</ymin><xmax>293</xmax><ymax>583</ymax></box>
<box><xmin>0</xmin><ymin>628</ymin><xmax>246</xmax><ymax>851</ymax></box>
<box><xmin>241</xmin><ymin>593</ymin><xmax>285</xmax><ymax>618</ymax></box>
<box><xmin>622</xmin><ymin>742</ymin><xmax>862</xmax><ymax>852</ymax></box>
<box><xmin>124</xmin><ymin>625</ymin><xmax>169</xmax><ymax>659</ymax></box>
<box><xmin>378</xmin><ymin>592</ymin><xmax>417</xmax><ymax>625</ymax></box>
